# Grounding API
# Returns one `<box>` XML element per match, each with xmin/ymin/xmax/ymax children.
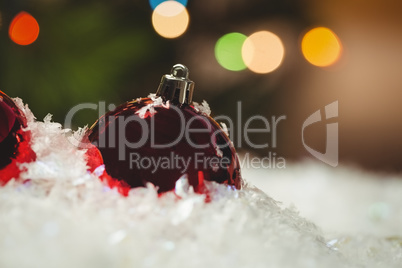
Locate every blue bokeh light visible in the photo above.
<box><xmin>149</xmin><ymin>0</ymin><xmax>188</xmax><ymax>10</ymax></box>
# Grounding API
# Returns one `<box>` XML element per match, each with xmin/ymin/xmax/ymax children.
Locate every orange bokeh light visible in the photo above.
<box><xmin>301</xmin><ymin>27</ymin><xmax>342</xmax><ymax>67</ymax></box>
<box><xmin>9</xmin><ymin>12</ymin><xmax>40</xmax><ymax>46</ymax></box>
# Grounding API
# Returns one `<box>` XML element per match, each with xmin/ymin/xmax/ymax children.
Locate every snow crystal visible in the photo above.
<box><xmin>214</xmin><ymin>144</ymin><xmax>223</xmax><ymax>158</ymax></box>
<box><xmin>220</xmin><ymin>122</ymin><xmax>229</xmax><ymax>137</ymax></box>
<box><xmin>174</xmin><ymin>174</ymin><xmax>192</xmax><ymax>198</ymax></box>
<box><xmin>136</xmin><ymin>94</ymin><xmax>169</xmax><ymax>119</ymax></box>
<box><xmin>193</xmin><ymin>100</ymin><xmax>211</xmax><ymax>116</ymax></box>
<box><xmin>148</xmin><ymin>93</ymin><xmax>157</xmax><ymax>99</ymax></box>
<box><xmin>135</xmin><ymin>104</ymin><xmax>156</xmax><ymax>119</ymax></box>
<box><xmin>0</xmin><ymin>99</ymin><xmax>401</xmax><ymax>268</ymax></box>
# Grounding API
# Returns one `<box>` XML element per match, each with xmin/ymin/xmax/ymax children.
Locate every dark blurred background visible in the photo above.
<box><xmin>1</xmin><ymin>0</ymin><xmax>402</xmax><ymax>172</ymax></box>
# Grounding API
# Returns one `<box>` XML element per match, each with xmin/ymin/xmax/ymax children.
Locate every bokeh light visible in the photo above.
<box><xmin>149</xmin><ymin>0</ymin><xmax>188</xmax><ymax>10</ymax></box>
<box><xmin>152</xmin><ymin>1</ymin><xmax>189</xmax><ymax>39</ymax></box>
<box><xmin>215</xmin><ymin>32</ymin><xmax>247</xmax><ymax>71</ymax></box>
<box><xmin>301</xmin><ymin>27</ymin><xmax>342</xmax><ymax>67</ymax></box>
<box><xmin>242</xmin><ymin>31</ymin><xmax>285</xmax><ymax>74</ymax></box>
<box><xmin>9</xmin><ymin>11</ymin><xmax>39</xmax><ymax>46</ymax></box>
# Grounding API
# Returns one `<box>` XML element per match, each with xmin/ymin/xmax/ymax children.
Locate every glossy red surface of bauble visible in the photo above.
<box><xmin>0</xmin><ymin>90</ymin><xmax>36</xmax><ymax>185</ymax></box>
<box><xmin>85</xmin><ymin>144</ymin><xmax>131</xmax><ymax>196</ymax></box>
<box><xmin>85</xmin><ymin>97</ymin><xmax>241</xmax><ymax>193</ymax></box>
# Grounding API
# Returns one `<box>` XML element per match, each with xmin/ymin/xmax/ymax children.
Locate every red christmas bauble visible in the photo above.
<box><xmin>85</xmin><ymin>64</ymin><xmax>241</xmax><ymax>194</ymax></box>
<box><xmin>85</xmin><ymin>144</ymin><xmax>131</xmax><ymax>196</ymax></box>
<box><xmin>0</xmin><ymin>90</ymin><xmax>36</xmax><ymax>184</ymax></box>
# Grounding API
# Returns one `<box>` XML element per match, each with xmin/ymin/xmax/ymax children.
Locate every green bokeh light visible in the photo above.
<box><xmin>215</xmin><ymin>32</ymin><xmax>247</xmax><ymax>71</ymax></box>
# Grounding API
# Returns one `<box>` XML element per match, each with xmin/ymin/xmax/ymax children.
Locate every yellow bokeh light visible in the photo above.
<box><xmin>242</xmin><ymin>31</ymin><xmax>285</xmax><ymax>74</ymax></box>
<box><xmin>152</xmin><ymin>1</ymin><xmax>189</xmax><ymax>39</ymax></box>
<box><xmin>301</xmin><ymin>27</ymin><xmax>342</xmax><ymax>67</ymax></box>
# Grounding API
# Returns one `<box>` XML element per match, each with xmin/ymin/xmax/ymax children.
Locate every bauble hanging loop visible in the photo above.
<box><xmin>156</xmin><ymin>64</ymin><xmax>194</xmax><ymax>105</ymax></box>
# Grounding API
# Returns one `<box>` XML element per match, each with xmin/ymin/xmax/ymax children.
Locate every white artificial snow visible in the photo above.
<box><xmin>193</xmin><ymin>100</ymin><xmax>211</xmax><ymax>116</ymax></box>
<box><xmin>0</xmin><ymin>100</ymin><xmax>402</xmax><ymax>268</ymax></box>
<box><xmin>243</xmin><ymin>161</ymin><xmax>402</xmax><ymax>237</ymax></box>
<box><xmin>220</xmin><ymin>122</ymin><xmax>229</xmax><ymax>137</ymax></box>
<box><xmin>214</xmin><ymin>144</ymin><xmax>223</xmax><ymax>159</ymax></box>
<box><xmin>135</xmin><ymin>94</ymin><xmax>169</xmax><ymax>119</ymax></box>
